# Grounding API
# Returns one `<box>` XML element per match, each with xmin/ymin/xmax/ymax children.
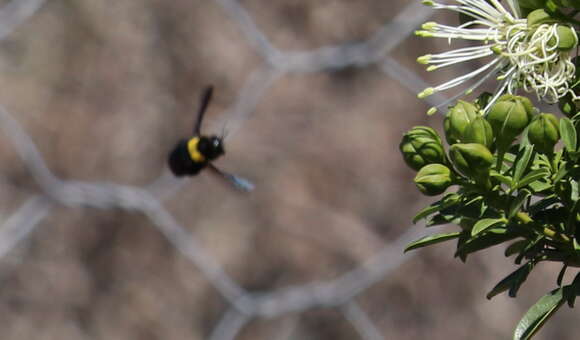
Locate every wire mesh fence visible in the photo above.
<box><xmin>0</xmin><ymin>1</ymin><xmax>577</xmax><ymax>339</ymax></box>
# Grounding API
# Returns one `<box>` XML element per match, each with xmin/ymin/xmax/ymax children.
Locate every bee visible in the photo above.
<box><xmin>168</xmin><ymin>86</ymin><xmax>254</xmax><ymax>192</ymax></box>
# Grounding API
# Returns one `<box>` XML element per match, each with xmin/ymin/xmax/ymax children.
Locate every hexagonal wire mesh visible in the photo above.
<box><xmin>0</xmin><ymin>1</ymin><xmax>576</xmax><ymax>339</ymax></box>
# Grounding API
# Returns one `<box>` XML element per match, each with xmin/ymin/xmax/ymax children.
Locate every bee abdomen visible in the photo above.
<box><xmin>168</xmin><ymin>140</ymin><xmax>205</xmax><ymax>176</ymax></box>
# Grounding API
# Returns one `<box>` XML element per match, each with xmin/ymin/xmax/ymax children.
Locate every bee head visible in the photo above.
<box><xmin>199</xmin><ymin>135</ymin><xmax>225</xmax><ymax>160</ymax></box>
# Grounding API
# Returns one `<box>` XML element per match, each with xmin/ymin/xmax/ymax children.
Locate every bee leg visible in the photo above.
<box><xmin>207</xmin><ymin>163</ymin><xmax>254</xmax><ymax>192</ymax></box>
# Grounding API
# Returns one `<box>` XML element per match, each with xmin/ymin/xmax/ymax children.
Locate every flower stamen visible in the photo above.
<box><xmin>417</xmin><ymin>0</ymin><xmax>578</xmax><ymax>111</ymax></box>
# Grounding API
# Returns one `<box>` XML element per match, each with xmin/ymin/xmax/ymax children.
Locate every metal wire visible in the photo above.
<box><xmin>0</xmin><ymin>1</ymin><xmax>443</xmax><ymax>339</ymax></box>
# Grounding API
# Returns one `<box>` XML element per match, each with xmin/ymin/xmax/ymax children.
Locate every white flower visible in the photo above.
<box><xmin>416</xmin><ymin>0</ymin><xmax>578</xmax><ymax>114</ymax></box>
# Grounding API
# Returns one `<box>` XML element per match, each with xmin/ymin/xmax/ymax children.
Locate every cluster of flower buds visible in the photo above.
<box><xmin>400</xmin><ymin>95</ymin><xmax>561</xmax><ymax>196</ymax></box>
<box><xmin>526</xmin><ymin>9</ymin><xmax>578</xmax><ymax>50</ymax></box>
<box><xmin>408</xmin><ymin>1</ymin><xmax>580</xmax><ymax>337</ymax></box>
<box><xmin>527</xmin><ymin>113</ymin><xmax>560</xmax><ymax>154</ymax></box>
<box><xmin>444</xmin><ymin>100</ymin><xmax>478</xmax><ymax>145</ymax></box>
<box><xmin>444</xmin><ymin>99</ymin><xmax>495</xmax><ymax>149</ymax></box>
<box><xmin>399</xmin><ymin>126</ymin><xmax>450</xmax><ymax>196</ymax></box>
<box><xmin>413</xmin><ymin>163</ymin><xmax>452</xmax><ymax>196</ymax></box>
<box><xmin>449</xmin><ymin>143</ymin><xmax>493</xmax><ymax>186</ymax></box>
<box><xmin>399</xmin><ymin>126</ymin><xmax>446</xmax><ymax>171</ymax></box>
<box><xmin>487</xmin><ymin>95</ymin><xmax>535</xmax><ymax>154</ymax></box>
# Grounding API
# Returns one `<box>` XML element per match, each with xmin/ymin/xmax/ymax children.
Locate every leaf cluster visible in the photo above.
<box><xmin>405</xmin><ymin>94</ymin><xmax>580</xmax><ymax>338</ymax></box>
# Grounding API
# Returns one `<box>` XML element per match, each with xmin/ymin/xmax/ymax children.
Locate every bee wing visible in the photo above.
<box><xmin>207</xmin><ymin>163</ymin><xmax>254</xmax><ymax>192</ymax></box>
<box><xmin>193</xmin><ymin>85</ymin><xmax>214</xmax><ymax>135</ymax></box>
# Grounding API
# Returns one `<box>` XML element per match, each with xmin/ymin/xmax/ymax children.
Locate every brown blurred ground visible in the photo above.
<box><xmin>0</xmin><ymin>0</ymin><xmax>577</xmax><ymax>339</ymax></box>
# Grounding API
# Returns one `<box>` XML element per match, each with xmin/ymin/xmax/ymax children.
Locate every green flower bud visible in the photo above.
<box><xmin>527</xmin><ymin>9</ymin><xmax>556</xmax><ymax>26</ymax></box>
<box><xmin>414</xmin><ymin>164</ymin><xmax>452</xmax><ymax>196</ymax></box>
<box><xmin>444</xmin><ymin>100</ymin><xmax>478</xmax><ymax>144</ymax></box>
<box><xmin>487</xmin><ymin>95</ymin><xmax>534</xmax><ymax>151</ymax></box>
<box><xmin>400</xmin><ymin>126</ymin><xmax>446</xmax><ymax>171</ymax></box>
<box><xmin>559</xmin><ymin>25</ymin><xmax>578</xmax><ymax>50</ymax></box>
<box><xmin>449</xmin><ymin>143</ymin><xmax>494</xmax><ymax>180</ymax></box>
<box><xmin>528</xmin><ymin>113</ymin><xmax>560</xmax><ymax>154</ymax></box>
<box><xmin>552</xmin><ymin>25</ymin><xmax>578</xmax><ymax>51</ymax></box>
<box><xmin>559</xmin><ymin>92</ymin><xmax>579</xmax><ymax>118</ymax></box>
<box><xmin>463</xmin><ymin>115</ymin><xmax>494</xmax><ymax>149</ymax></box>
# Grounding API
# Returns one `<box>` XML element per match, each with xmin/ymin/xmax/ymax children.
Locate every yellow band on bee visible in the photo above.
<box><xmin>187</xmin><ymin>137</ymin><xmax>206</xmax><ymax>163</ymax></box>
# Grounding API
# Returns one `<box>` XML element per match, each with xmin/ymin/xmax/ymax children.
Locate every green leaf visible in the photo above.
<box><xmin>505</xmin><ymin>239</ymin><xmax>528</xmax><ymax>257</ymax></box>
<box><xmin>567</xmin><ymin>273</ymin><xmax>580</xmax><ymax>307</ymax></box>
<box><xmin>572</xmin><ymin>272</ymin><xmax>580</xmax><ymax>287</ymax></box>
<box><xmin>570</xmin><ymin>150</ymin><xmax>580</xmax><ymax>161</ymax></box>
<box><xmin>463</xmin><ymin>195</ymin><xmax>483</xmax><ymax>206</ymax></box>
<box><xmin>504</xmin><ymin>152</ymin><xmax>517</xmax><ymax>163</ymax></box>
<box><xmin>515</xmin><ymin>168</ymin><xmax>550</xmax><ymax>190</ymax></box>
<box><xmin>455</xmin><ymin>232</ymin><xmax>470</xmax><ymax>262</ymax></box>
<box><xmin>490</xmin><ymin>171</ymin><xmax>513</xmax><ymax>186</ymax></box>
<box><xmin>426</xmin><ymin>213</ymin><xmax>460</xmax><ymax>227</ymax></box>
<box><xmin>413</xmin><ymin>204</ymin><xmax>444</xmax><ymax>224</ymax></box>
<box><xmin>574</xmin><ymin>238</ymin><xmax>580</xmax><ymax>251</ymax></box>
<box><xmin>513</xmin><ymin>145</ymin><xmax>534</xmax><ymax>184</ymax></box>
<box><xmin>552</xmin><ymin>160</ymin><xmax>568</xmax><ymax>183</ymax></box>
<box><xmin>571</xmin><ymin>180</ymin><xmax>580</xmax><ymax>202</ymax></box>
<box><xmin>456</xmin><ymin>229</ymin><xmax>518</xmax><ymax>258</ymax></box>
<box><xmin>508</xmin><ymin>189</ymin><xmax>531</xmax><ymax>219</ymax></box>
<box><xmin>560</xmin><ymin>117</ymin><xmax>577</xmax><ymax>152</ymax></box>
<box><xmin>529</xmin><ymin>195</ymin><xmax>559</xmax><ymax>215</ymax></box>
<box><xmin>533</xmin><ymin>153</ymin><xmax>552</xmax><ymax>169</ymax></box>
<box><xmin>513</xmin><ymin>287</ymin><xmax>566</xmax><ymax>340</ymax></box>
<box><xmin>412</xmin><ymin>193</ymin><xmax>460</xmax><ymax>223</ymax></box>
<box><xmin>557</xmin><ymin>265</ymin><xmax>567</xmax><ymax>287</ymax></box>
<box><xmin>487</xmin><ymin>261</ymin><xmax>534</xmax><ymax>299</ymax></box>
<box><xmin>552</xmin><ymin>149</ymin><xmax>563</xmax><ymax>165</ymax></box>
<box><xmin>565</xmin><ymin>202</ymin><xmax>579</xmax><ymax>235</ymax></box>
<box><xmin>404</xmin><ymin>232</ymin><xmax>462</xmax><ymax>253</ymax></box>
<box><xmin>519</xmin><ymin>126</ymin><xmax>531</xmax><ymax>149</ymax></box>
<box><xmin>527</xmin><ymin>180</ymin><xmax>552</xmax><ymax>193</ymax></box>
<box><xmin>471</xmin><ymin>218</ymin><xmax>507</xmax><ymax>237</ymax></box>
<box><xmin>458</xmin><ymin>195</ymin><xmax>487</xmax><ymax>219</ymax></box>
<box><xmin>515</xmin><ymin>238</ymin><xmax>541</xmax><ymax>265</ymax></box>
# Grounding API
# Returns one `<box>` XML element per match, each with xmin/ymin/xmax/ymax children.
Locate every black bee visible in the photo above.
<box><xmin>168</xmin><ymin>86</ymin><xmax>254</xmax><ymax>192</ymax></box>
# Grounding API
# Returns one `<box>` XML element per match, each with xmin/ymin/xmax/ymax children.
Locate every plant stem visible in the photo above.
<box><xmin>496</xmin><ymin>149</ymin><xmax>506</xmax><ymax>171</ymax></box>
<box><xmin>515</xmin><ymin>211</ymin><xmax>533</xmax><ymax>224</ymax></box>
<box><xmin>542</xmin><ymin>227</ymin><xmax>571</xmax><ymax>244</ymax></box>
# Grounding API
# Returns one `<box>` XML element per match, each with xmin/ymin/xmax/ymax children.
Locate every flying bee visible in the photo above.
<box><xmin>167</xmin><ymin>86</ymin><xmax>254</xmax><ymax>192</ymax></box>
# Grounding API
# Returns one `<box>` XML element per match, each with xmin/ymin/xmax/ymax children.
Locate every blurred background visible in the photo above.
<box><xmin>0</xmin><ymin>0</ymin><xmax>577</xmax><ymax>339</ymax></box>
